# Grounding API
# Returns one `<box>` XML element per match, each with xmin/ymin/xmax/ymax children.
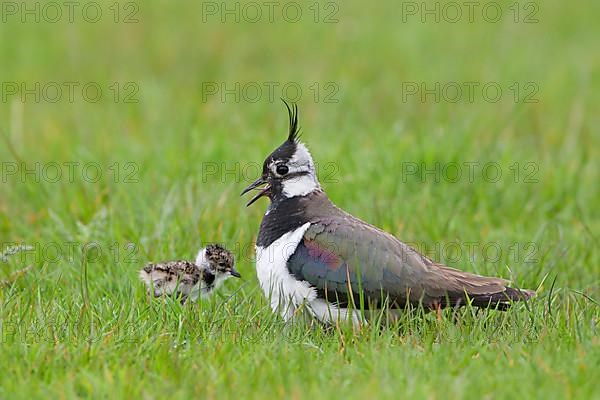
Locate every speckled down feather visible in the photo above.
<box><xmin>139</xmin><ymin>260</ymin><xmax>215</xmax><ymax>302</ymax></box>
<box><xmin>139</xmin><ymin>245</ymin><xmax>239</xmax><ymax>302</ymax></box>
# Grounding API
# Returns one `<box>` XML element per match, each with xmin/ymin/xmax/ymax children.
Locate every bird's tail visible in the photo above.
<box><xmin>428</xmin><ymin>264</ymin><xmax>535</xmax><ymax>310</ymax></box>
<box><xmin>468</xmin><ymin>286</ymin><xmax>535</xmax><ymax>310</ymax></box>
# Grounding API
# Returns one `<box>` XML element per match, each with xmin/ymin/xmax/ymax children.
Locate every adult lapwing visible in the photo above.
<box><xmin>241</xmin><ymin>101</ymin><xmax>535</xmax><ymax>324</ymax></box>
<box><xmin>140</xmin><ymin>244</ymin><xmax>240</xmax><ymax>303</ymax></box>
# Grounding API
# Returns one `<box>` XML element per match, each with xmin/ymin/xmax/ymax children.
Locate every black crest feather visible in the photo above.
<box><xmin>281</xmin><ymin>98</ymin><xmax>300</xmax><ymax>142</ymax></box>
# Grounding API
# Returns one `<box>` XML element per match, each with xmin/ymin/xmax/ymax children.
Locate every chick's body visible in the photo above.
<box><xmin>140</xmin><ymin>260</ymin><xmax>215</xmax><ymax>302</ymax></box>
<box><xmin>139</xmin><ymin>245</ymin><xmax>239</xmax><ymax>302</ymax></box>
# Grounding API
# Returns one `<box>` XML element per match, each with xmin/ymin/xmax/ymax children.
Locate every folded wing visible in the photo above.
<box><xmin>287</xmin><ymin>216</ymin><xmax>533</xmax><ymax>310</ymax></box>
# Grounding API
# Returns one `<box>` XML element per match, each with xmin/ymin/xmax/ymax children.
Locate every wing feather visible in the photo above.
<box><xmin>287</xmin><ymin>216</ymin><xmax>524</xmax><ymax>309</ymax></box>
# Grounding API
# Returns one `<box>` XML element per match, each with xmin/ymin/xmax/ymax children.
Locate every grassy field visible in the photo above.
<box><xmin>1</xmin><ymin>0</ymin><xmax>599</xmax><ymax>398</ymax></box>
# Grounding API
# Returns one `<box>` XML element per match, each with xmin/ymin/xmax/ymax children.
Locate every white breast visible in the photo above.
<box><xmin>255</xmin><ymin>222</ymin><xmax>364</xmax><ymax>326</ymax></box>
<box><xmin>255</xmin><ymin>222</ymin><xmax>316</xmax><ymax>320</ymax></box>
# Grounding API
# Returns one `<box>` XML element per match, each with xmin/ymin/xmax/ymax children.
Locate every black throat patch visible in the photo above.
<box><xmin>256</xmin><ymin>190</ymin><xmax>331</xmax><ymax>247</ymax></box>
<box><xmin>256</xmin><ymin>196</ymin><xmax>312</xmax><ymax>248</ymax></box>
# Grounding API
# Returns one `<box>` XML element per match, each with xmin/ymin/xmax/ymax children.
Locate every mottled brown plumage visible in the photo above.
<box><xmin>139</xmin><ymin>245</ymin><xmax>240</xmax><ymax>302</ymax></box>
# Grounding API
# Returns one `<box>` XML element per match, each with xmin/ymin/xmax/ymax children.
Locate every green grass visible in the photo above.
<box><xmin>1</xmin><ymin>0</ymin><xmax>599</xmax><ymax>398</ymax></box>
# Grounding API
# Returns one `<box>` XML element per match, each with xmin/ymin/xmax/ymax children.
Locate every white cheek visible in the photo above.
<box><xmin>213</xmin><ymin>274</ymin><xmax>230</xmax><ymax>289</ymax></box>
<box><xmin>282</xmin><ymin>175</ymin><xmax>319</xmax><ymax>197</ymax></box>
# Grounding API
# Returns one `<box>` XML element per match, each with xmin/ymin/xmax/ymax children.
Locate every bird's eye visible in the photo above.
<box><xmin>276</xmin><ymin>164</ymin><xmax>289</xmax><ymax>176</ymax></box>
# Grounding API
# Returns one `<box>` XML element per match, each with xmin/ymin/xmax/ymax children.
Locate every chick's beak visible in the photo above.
<box><xmin>229</xmin><ymin>268</ymin><xmax>242</xmax><ymax>278</ymax></box>
<box><xmin>240</xmin><ymin>175</ymin><xmax>270</xmax><ymax>207</ymax></box>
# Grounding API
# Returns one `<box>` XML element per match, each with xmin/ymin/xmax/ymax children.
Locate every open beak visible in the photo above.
<box><xmin>240</xmin><ymin>176</ymin><xmax>270</xmax><ymax>207</ymax></box>
<box><xmin>230</xmin><ymin>268</ymin><xmax>242</xmax><ymax>278</ymax></box>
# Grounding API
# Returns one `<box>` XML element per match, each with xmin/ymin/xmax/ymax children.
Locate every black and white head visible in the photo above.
<box><xmin>196</xmin><ymin>244</ymin><xmax>240</xmax><ymax>281</ymax></box>
<box><xmin>241</xmin><ymin>100</ymin><xmax>321</xmax><ymax>206</ymax></box>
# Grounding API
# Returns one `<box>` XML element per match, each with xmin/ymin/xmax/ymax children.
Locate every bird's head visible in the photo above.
<box><xmin>241</xmin><ymin>100</ymin><xmax>320</xmax><ymax>207</ymax></box>
<box><xmin>196</xmin><ymin>244</ymin><xmax>241</xmax><ymax>279</ymax></box>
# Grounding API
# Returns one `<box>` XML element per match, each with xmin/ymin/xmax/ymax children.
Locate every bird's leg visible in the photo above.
<box><xmin>432</xmin><ymin>302</ymin><xmax>442</xmax><ymax>321</ymax></box>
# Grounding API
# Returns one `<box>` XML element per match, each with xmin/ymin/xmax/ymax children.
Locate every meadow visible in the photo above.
<box><xmin>0</xmin><ymin>0</ymin><xmax>598</xmax><ymax>398</ymax></box>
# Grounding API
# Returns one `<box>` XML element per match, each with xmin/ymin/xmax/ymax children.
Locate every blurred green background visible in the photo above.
<box><xmin>1</xmin><ymin>0</ymin><xmax>598</xmax><ymax>398</ymax></box>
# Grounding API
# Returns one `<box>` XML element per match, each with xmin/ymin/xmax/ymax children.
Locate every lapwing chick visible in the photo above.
<box><xmin>139</xmin><ymin>244</ymin><xmax>240</xmax><ymax>302</ymax></box>
<box><xmin>241</xmin><ymin>100</ymin><xmax>535</xmax><ymax>325</ymax></box>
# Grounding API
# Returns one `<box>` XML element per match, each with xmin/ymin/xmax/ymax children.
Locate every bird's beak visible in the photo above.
<box><xmin>230</xmin><ymin>268</ymin><xmax>242</xmax><ymax>278</ymax></box>
<box><xmin>240</xmin><ymin>175</ymin><xmax>270</xmax><ymax>207</ymax></box>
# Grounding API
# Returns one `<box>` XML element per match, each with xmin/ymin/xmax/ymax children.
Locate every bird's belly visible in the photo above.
<box><xmin>255</xmin><ymin>222</ymin><xmax>316</xmax><ymax>320</ymax></box>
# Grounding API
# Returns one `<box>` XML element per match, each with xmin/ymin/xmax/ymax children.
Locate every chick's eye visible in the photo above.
<box><xmin>276</xmin><ymin>164</ymin><xmax>289</xmax><ymax>175</ymax></box>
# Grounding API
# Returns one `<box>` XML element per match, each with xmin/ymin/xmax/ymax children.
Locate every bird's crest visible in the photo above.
<box><xmin>281</xmin><ymin>98</ymin><xmax>300</xmax><ymax>142</ymax></box>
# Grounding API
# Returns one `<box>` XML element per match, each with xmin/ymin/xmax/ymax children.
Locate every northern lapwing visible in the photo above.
<box><xmin>140</xmin><ymin>244</ymin><xmax>240</xmax><ymax>302</ymax></box>
<box><xmin>241</xmin><ymin>101</ymin><xmax>535</xmax><ymax>324</ymax></box>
